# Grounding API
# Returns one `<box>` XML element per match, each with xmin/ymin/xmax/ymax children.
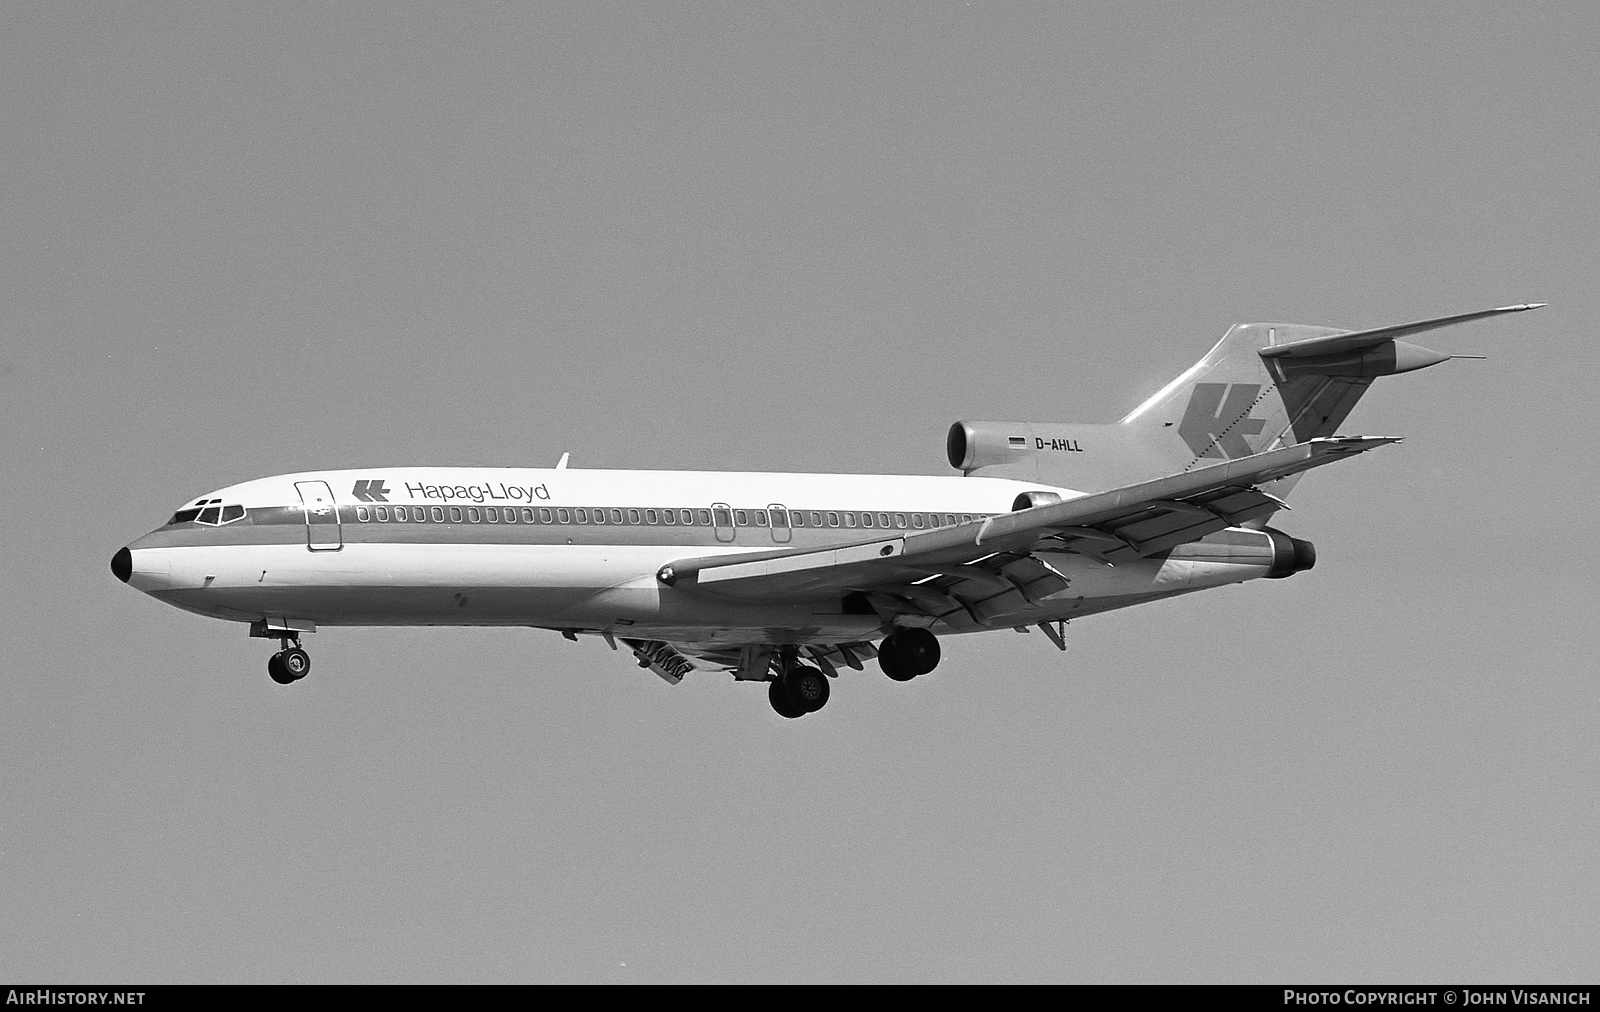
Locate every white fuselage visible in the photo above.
<box><xmin>119</xmin><ymin>466</ymin><xmax>1284</xmax><ymax>648</ymax></box>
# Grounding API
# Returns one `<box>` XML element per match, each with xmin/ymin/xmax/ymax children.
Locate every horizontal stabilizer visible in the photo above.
<box><xmin>1259</xmin><ymin>304</ymin><xmax>1544</xmax><ymax>360</ymax></box>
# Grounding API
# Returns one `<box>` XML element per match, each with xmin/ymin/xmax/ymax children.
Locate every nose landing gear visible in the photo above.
<box><xmin>267</xmin><ymin>637</ymin><xmax>311</xmax><ymax>685</ymax></box>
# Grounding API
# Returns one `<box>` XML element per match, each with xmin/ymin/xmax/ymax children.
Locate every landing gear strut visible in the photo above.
<box><xmin>768</xmin><ymin>653</ymin><xmax>830</xmax><ymax>718</ymax></box>
<box><xmin>878</xmin><ymin>628</ymin><xmax>940</xmax><ymax>681</ymax></box>
<box><xmin>267</xmin><ymin>637</ymin><xmax>310</xmax><ymax>685</ymax></box>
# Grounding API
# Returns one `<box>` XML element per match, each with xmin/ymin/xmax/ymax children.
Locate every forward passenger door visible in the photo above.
<box><xmin>295</xmin><ymin>481</ymin><xmax>343</xmax><ymax>551</ymax></box>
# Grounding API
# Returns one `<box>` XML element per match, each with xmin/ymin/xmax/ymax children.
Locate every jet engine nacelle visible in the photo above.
<box><xmin>946</xmin><ymin>419</ymin><xmax>1166</xmax><ymax>491</ymax></box>
<box><xmin>1010</xmin><ymin>490</ymin><xmax>1064</xmax><ymax>511</ymax></box>
<box><xmin>1263</xmin><ymin>527</ymin><xmax>1317</xmax><ymax>578</ymax></box>
<box><xmin>947</xmin><ymin>420</ymin><xmax>1116</xmax><ymax>473</ymax></box>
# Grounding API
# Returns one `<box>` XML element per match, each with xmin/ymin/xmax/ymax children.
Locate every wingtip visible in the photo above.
<box><xmin>1499</xmin><ymin>302</ymin><xmax>1548</xmax><ymax>312</ymax></box>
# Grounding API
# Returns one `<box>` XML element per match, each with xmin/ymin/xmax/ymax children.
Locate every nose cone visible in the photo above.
<box><xmin>111</xmin><ymin>547</ymin><xmax>132</xmax><ymax>583</ymax></box>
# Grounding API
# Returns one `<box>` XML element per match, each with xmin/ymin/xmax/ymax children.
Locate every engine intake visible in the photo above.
<box><xmin>1011</xmin><ymin>491</ymin><xmax>1064</xmax><ymax>511</ymax></box>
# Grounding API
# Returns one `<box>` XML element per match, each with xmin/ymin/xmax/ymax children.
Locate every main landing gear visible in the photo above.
<box><xmin>267</xmin><ymin>637</ymin><xmax>311</xmax><ymax>685</ymax></box>
<box><xmin>766</xmin><ymin>630</ymin><xmax>945</xmax><ymax>717</ymax></box>
<box><xmin>878</xmin><ymin>628</ymin><xmax>941</xmax><ymax>682</ymax></box>
<box><xmin>768</xmin><ymin>656</ymin><xmax>831</xmax><ymax>719</ymax></box>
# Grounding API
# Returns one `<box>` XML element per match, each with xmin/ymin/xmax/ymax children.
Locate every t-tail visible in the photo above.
<box><xmin>947</xmin><ymin>304</ymin><xmax>1543</xmax><ymax>495</ymax></box>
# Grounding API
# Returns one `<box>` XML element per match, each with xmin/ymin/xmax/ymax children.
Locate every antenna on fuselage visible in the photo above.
<box><xmin>555</xmin><ymin>452</ymin><xmax>570</xmax><ymax>469</ymax></box>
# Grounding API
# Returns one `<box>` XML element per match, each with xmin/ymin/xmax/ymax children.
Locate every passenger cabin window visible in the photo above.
<box><xmin>338</xmin><ymin>502</ymin><xmax>1040</xmax><ymax>535</ymax></box>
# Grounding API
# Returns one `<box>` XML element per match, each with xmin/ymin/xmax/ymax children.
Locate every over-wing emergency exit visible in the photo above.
<box><xmin>111</xmin><ymin>304</ymin><xmax>1542</xmax><ymax>717</ymax></box>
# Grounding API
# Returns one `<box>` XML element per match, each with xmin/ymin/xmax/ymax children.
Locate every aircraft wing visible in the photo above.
<box><xmin>656</xmin><ymin>436</ymin><xmax>1398</xmax><ymax>602</ymax></box>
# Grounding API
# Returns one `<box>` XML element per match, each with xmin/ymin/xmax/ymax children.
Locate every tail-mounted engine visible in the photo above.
<box><xmin>947</xmin><ymin>420</ymin><xmax>1035</xmax><ymax>473</ymax></box>
<box><xmin>1263</xmin><ymin>527</ymin><xmax>1317</xmax><ymax>578</ymax></box>
<box><xmin>946</xmin><ymin>419</ymin><xmax>1169</xmax><ymax>491</ymax></box>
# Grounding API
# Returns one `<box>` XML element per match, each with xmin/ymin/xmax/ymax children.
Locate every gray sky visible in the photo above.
<box><xmin>3</xmin><ymin>2</ymin><xmax>1596</xmax><ymax>983</ymax></box>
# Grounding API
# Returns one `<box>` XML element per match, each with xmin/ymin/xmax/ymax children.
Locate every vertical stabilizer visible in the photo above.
<box><xmin>954</xmin><ymin>305</ymin><xmax>1540</xmax><ymax>496</ymax></box>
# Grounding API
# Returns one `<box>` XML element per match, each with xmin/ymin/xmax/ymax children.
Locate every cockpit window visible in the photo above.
<box><xmin>169</xmin><ymin>498</ymin><xmax>247</xmax><ymax>526</ymax></box>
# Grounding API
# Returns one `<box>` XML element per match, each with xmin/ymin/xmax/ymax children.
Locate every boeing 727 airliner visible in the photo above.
<box><xmin>112</xmin><ymin>304</ymin><xmax>1540</xmax><ymax>717</ymax></box>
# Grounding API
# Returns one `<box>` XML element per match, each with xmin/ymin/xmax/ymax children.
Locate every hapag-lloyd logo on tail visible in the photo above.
<box><xmin>1179</xmin><ymin>383</ymin><xmax>1266</xmax><ymax>459</ymax></box>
